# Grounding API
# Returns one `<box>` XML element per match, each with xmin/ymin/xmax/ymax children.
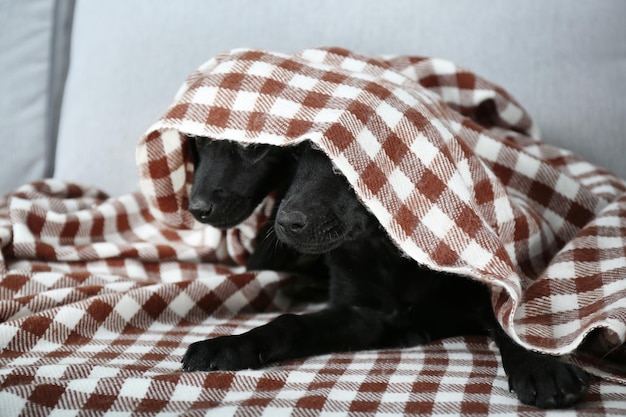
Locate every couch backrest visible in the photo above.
<box><xmin>6</xmin><ymin>0</ymin><xmax>625</xmax><ymax>197</ymax></box>
<box><xmin>0</xmin><ymin>0</ymin><xmax>74</xmax><ymax>195</ymax></box>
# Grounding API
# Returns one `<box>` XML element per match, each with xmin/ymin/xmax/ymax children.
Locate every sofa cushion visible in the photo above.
<box><xmin>0</xmin><ymin>0</ymin><xmax>73</xmax><ymax>195</ymax></box>
<box><xmin>55</xmin><ymin>0</ymin><xmax>626</xmax><ymax>196</ymax></box>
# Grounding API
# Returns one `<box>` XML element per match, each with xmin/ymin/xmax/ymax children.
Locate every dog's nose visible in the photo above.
<box><xmin>277</xmin><ymin>210</ymin><xmax>308</xmax><ymax>234</ymax></box>
<box><xmin>189</xmin><ymin>200</ymin><xmax>214</xmax><ymax>223</ymax></box>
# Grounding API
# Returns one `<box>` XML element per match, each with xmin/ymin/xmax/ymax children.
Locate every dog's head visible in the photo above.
<box><xmin>275</xmin><ymin>144</ymin><xmax>374</xmax><ymax>254</ymax></box>
<box><xmin>188</xmin><ymin>137</ymin><xmax>291</xmax><ymax>228</ymax></box>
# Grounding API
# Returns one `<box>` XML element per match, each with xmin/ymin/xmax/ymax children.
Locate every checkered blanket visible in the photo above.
<box><xmin>1</xmin><ymin>48</ymin><xmax>625</xmax><ymax>415</ymax></box>
<box><xmin>138</xmin><ymin>47</ymin><xmax>626</xmax><ymax>359</ymax></box>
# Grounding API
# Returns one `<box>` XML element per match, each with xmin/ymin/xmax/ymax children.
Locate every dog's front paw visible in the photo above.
<box><xmin>508</xmin><ymin>354</ymin><xmax>589</xmax><ymax>409</ymax></box>
<box><xmin>182</xmin><ymin>335</ymin><xmax>264</xmax><ymax>372</ymax></box>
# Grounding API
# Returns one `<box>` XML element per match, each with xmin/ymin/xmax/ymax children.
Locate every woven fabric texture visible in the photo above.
<box><xmin>0</xmin><ymin>182</ymin><xmax>624</xmax><ymax>415</ymax></box>
<box><xmin>138</xmin><ymin>47</ymin><xmax>626</xmax><ymax>359</ymax></box>
<box><xmin>1</xmin><ymin>47</ymin><xmax>625</xmax><ymax>415</ymax></box>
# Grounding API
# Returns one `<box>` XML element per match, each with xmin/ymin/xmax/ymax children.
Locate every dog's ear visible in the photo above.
<box><xmin>187</xmin><ymin>135</ymin><xmax>199</xmax><ymax>166</ymax></box>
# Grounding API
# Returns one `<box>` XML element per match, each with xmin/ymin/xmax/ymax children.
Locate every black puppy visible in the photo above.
<box><xmin>188</xmin><ymin>136</ymin><xmax>290</xmax><ymax>229</ymax></box>
<box><xmin>183</xmin><ymin>143</ymin><xmax>589</xmax><ymax>409</ymax></box>
<box><xmin>188</xmin><ymin>137</ymin><xmax>328</xmax><ymax>283</ymax></box>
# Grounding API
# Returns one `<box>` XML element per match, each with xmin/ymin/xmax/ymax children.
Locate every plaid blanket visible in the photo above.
<box><xmin>1</xmin><ymin>47</ymin><xmax>625</xmax><ymax>415</ymax></box>
<box><xmin>138</xmin><ymin>47</ymin><xmax>626</xmax><ymax>360</ymax></box>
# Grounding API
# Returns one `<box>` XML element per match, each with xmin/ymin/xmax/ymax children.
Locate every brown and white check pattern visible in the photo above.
<box><xmin>138</xmin><ymin>47</ymin><xmax>626</xmax><ymax>357</ymax></box>
<box><xmin>1</xmin><ymin>47</ymin><xmax>625</xmax><ymax>415</ymax></box>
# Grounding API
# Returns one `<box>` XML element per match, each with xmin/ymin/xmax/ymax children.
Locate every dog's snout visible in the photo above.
<box><xmin>277</xmin><ymin>210</ymin><xmax>308</xmax><ymax>234</ymax></box>
<box><xmin>189</xmin><ymin>200</ymin><xmax>214</xmax><ymax>223</ymax></box>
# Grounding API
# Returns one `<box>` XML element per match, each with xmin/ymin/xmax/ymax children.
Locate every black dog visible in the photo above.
<box><xmin>183</xmin><ymin>143</ymin><xmax>589</xmax><ymax>409</ymax></box>
<box><xmin>188</xmin><ymin>137</ymin><xmax>328</xmax><ymax>283</ymax></box>
<box><xmin>188</xmin><ymin>136</ymin><xmax>291</xmax><ymax>229</ymax></box>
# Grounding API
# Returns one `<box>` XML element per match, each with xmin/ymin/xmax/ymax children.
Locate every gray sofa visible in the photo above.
<box><xmin>2</xmin><ymin>0</ymin><xmax>625</xmax><ymax>197</ymax></box>
<box><xmin>2</xmin><ymin>1</ymin><xmax>626</xmax><ymax>415</ymax></box>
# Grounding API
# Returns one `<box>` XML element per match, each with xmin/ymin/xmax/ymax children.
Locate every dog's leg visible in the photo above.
<box><xmin>488</xmin><ymin>320</ymin><xmax>589</xmax><ymax>408</ymax></box>
<box><xmin>182</xmin><ymin>305</ymin><xmax>427</xmax><ymax>371</ymax></box>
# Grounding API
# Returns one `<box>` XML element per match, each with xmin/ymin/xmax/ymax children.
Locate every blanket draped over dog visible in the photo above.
<box><xmin>1</xmin><ymin>47</ymin><xmax>626</xmax><ymax>415</ymax></box>
<box><xmin>138</xmin><ymin>47</ymin><xmax>626</xmax><ymax>361</ymax></box>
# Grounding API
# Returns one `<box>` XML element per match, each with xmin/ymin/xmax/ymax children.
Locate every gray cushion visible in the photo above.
<box><xmin>55</xmin><ymin>0</ymin><xmax>626</xmax><ymax>196</ymax></box>
<box><xmin>0</xmin><ymin>0</ymin><xmax>73</xmax><ymax>195</ymax></box>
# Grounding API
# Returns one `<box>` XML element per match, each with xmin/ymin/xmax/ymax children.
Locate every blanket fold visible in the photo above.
<box><xmin>137</xmin><ymin>47</ymin><xmax>626</xmax><ymax>363</ymax></box>
<box><xmin>1</xmin><ymin>180</ymin><xmax>625</xmax><ymax>415</ymax></box>
<box><xmin>1</xmin><ymin>46</ymin><xmax>626</xmax><ymax>415</ymax></box>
